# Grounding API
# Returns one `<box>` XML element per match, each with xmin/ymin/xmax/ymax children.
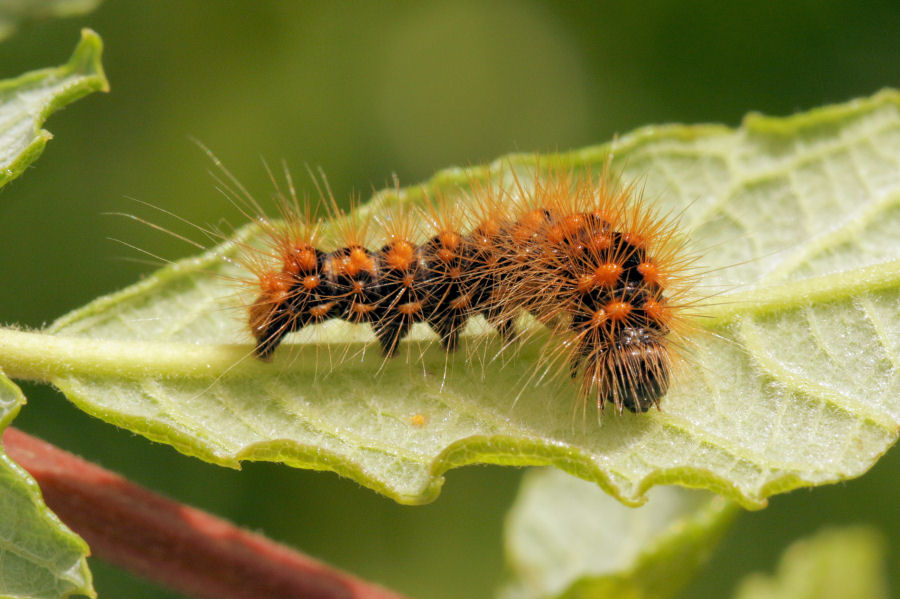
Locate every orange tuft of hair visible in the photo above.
<box><xmin>237</xmin><ymin>157</ymin><xmax>699</xmax><ymax>414</ymax></box>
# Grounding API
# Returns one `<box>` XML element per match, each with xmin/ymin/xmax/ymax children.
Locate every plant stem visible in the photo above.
<box><xmin>2</xmin><ymin>427</ymin><xmax>411</xmax><ymax>599</ymax></box>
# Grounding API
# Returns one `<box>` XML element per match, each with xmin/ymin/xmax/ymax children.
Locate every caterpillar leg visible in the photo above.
<box><xmin>249</xmin><ymin>302</ymin><xmax>295</xmax><ymax>361</ymax></box>
<box><xmin>375</xmin><ymin>321</ymin><xmax>411</xmax><ymax>357</ymax></box>
<box><xmin>432</xmin><ymin>315</ymin><xmax>463</xmax><ymax>352</ymax></box>
<box><xmin>568</xmin><ymin>334</ymin><xmax>665</xmax><ymax>414</ymax></box>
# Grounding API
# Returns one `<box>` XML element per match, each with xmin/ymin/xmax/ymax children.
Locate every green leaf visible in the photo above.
<box><xmin>0</xmin><ymin>28</ymin><xmax>108</xmax><ymax>191</ymax></box>
<box><xmin>0</xmin><ymin>30</ymin><xmax>104</xmax><ymax>598</ymax></box>
<box><xmin>0</xmin><ymin>371</ymin><xmax>94</xmax><ymax>599</ymax></box>
<box><xmin>733</xmin><ymin>527</ymin><xmax>889</xmax><ymax>599</ymax></box>
<box><xmin>0</xmin><ymin>2</ymin><xmax>103</xmax><ymax>42</ymax></box>
<box><xmin>0</xmin><ymin>90</ymin><xmax>898</xmax><ymax>507</ymax></box>
<box><xmin>500</xmin><ymin>468</ymin><xmax>736</xmax><ymax>599</ymax></box>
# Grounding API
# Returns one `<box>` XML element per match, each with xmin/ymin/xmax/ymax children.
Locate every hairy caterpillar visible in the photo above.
<box><xmin>238</xmin><ymin>159</ymin><xmax>697</xmax><ymax>414</ymax></box>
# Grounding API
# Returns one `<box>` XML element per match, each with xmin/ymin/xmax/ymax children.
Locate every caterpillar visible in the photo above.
<box><xmin>239</xmin><ymin>159</ymin><xmax>696</xmax><ymax>414</ymax></box>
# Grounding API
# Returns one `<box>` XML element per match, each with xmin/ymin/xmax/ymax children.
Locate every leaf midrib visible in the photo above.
<box><xmin>1</xmin><ymin>250</ymin><xmax>897</xmax><ymax>384</ymax></box>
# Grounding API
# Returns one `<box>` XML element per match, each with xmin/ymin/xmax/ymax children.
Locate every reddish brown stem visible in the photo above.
<box><xmin>2</xmin><ymin>427</ymin><xmax>411</xmax><ymax>599</ymax></box>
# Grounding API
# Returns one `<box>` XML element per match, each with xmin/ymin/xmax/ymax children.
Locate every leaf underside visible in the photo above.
<box><xmin>0</xmin><ymin>30</ymin><xmax>108</xmax><ymax>599</ymax></box>
<box><xmin>0</xmin><ymin>28</ymin><xmax>108</xmax><ymax>192</ymax></box>
<box><xmin>500</xmin><ymin>468</ymin><xmax>736</xmax><ymax>599</ymax></box>
<box><xmin>0</xmin><ymin>372</ymin><xmax>95</xmax><ymax>599</ymax></box>
<box><xmin>47</xmin><ymin>89</ymin><xmax>900</xmax><ymax>508</ymax></box>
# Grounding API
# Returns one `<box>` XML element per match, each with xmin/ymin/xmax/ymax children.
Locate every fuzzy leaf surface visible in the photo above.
<box><xmin>0</xmin><ymin>372</ymin><xmax>94</xmax><ymax>599</ymax></box>
<box><xmin>4</xmin><ymin>90</ymin><xmax>898</xmax><ymax>507</ymax></box>
<box><xmin>500</xmin><ymin>468</ymin><xmax>736</xmax><ymax>599</ymax></box>
<box><xmin>0</xmin><ymin>28</ymin><xmax>108</xmax><ymax>191</ymax></box>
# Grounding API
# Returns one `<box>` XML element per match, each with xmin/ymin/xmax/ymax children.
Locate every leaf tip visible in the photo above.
<box><xmin>68</xmin><ymin>28</ymin><xmax>110</xmax><ymax>93</ymax></box>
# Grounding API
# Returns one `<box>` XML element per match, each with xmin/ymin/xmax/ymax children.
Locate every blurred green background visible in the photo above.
<box><xmin>1</xmin><ymin>1</ymin><xmax>898</xmax><ymax>598</ymax></box>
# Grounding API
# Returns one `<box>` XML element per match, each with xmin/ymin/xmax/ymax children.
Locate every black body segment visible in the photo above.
<box><xmin>249</xmin><ymin>203</ymin><xmax>676</xmax><ymax>413</ymax></box>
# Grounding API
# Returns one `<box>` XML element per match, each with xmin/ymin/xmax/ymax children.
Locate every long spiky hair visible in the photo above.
<box><xmin>495</xmin><ymin>161</ymin><xmax>699</xmax><ymax>415</ymax></box>
<box><xmin>184</xmin><ymin>149</ymin><xmax>700</xmax><ymax>416</ymax></box>
<box><xmin>222</xmin><ymin>159</ymin><xmax>352</xmax><ymax>361</ymax></box>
